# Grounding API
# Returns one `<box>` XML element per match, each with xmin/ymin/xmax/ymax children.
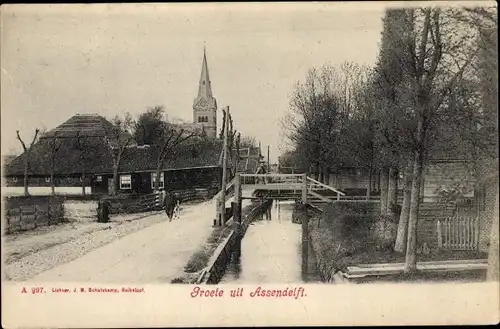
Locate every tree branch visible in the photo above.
<box><xmin>416</xmin><ymin>8</ymin><xmax>432</xmax><ymax>80</ymax></box>
<box><xmin>16</xmin><ymin>131</ymin><xmax>28</xmax><ymax>151</ymax></box>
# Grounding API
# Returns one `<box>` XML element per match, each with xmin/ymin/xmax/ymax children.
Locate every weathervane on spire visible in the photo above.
<box><xmin>203</xmin><ymin>41</ymin><xmax>206</xmax><ymax>53</ymax></box>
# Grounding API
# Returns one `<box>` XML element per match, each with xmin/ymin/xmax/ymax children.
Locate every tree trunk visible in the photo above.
<box><xmin>404</xmin><ymin>148</ymin><xmax>424</xmax><ymax>273</ymax></box>
<box><xmin>394</xmin><ymin>159</ymin><xmax>414</xmax><ymax>253</ymax></box>
<box><xmin>111</xmin><ymin>164</ymin><xmax>119</xmax><ymax>196</ymax></box>
<box><xmin>318</xmin><ymin>165</ymin><xmax>324</xmax><ymax>184</ymax></box>
<box><xmin>314</xmin><ymin>162</ymin><xmax>320</xmax><ymax>181</ymax></box>
<box><xmin>50</xmin><ymin>172</ymin><xmax>55</xmax><ymax>195</ymax></box>
<box><xmin>387</xmin><ymin>167</ymin><xmax>399</xmax><ymax>215</ymax></box>
<box><xmin>23</xmin><ymin>158</ymin><xmax>29</xmax><ymax>196</ymax></box>
<box><xmin>324</xmin><ymin>166</ymin><xmax>330</xmax><ymax>186</ymax></box>
<box><xmin>81</xmin><ymin>171</ymin><xmax>86</xmax><ymax>196</ymax></box>
<box><xmin>366</xmin><ymin>167</ymin><xmax>372</xmax><ymax>200</ymax></box>
<box><xmin>487</xmin><ymin>186</ymin><xmax>499</xmax><ymax>281</ymax></box>
<box><xmin>419</xmin><ymin>172</ymin><xmax>425</xmax><ymax>202</ymax></box>
<box><xmin>380</xmin><ymin>168</ymin><xmax>389</xmax><ymax>215</ymax></box>
<box><xmin>154</xmin><ymin>164</ymin><xmax>163</xmax><ymax>191</ymax></box>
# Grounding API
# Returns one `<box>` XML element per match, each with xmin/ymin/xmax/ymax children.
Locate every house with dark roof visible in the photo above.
<box><xmin>1</xmin><ymin>155</ymin><xmax>17</xmax><ymax>167</ymax></box>
<box><xmin>277</xmin><ymin>118</ymin><xmax>484</xmax><ymax>202</ymax></box>
<box><xmin>234</xmin><ymin>146</ymin><xmax>263</xmax><ymax>174</ymax></box>
<box><xmin>3</xmin><ymin>114</ymin><xmax>230</xmax><ymax>195</ymax></box>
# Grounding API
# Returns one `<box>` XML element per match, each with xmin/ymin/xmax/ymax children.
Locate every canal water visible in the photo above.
<box><xmin>219</xmin><ymin>200</ymin><xmax>321</xmax><ymax>284</ymax></box>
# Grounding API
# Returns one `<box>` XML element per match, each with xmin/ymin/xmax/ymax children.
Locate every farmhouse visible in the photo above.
<box><xmin>3</xmin><ymin>114</ymin><xmax>231</xmax><ymax>196</ymax></box>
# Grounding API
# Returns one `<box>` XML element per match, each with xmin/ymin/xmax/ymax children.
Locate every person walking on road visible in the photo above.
<box><xmin>164</xmin><ymin>190</ymin><xmax>177</xmax><ymax>221</ymax></box>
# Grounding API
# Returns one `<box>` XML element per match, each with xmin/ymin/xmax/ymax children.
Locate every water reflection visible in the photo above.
<box><xmin>220</xmin><ymin>200</ymin><xmax>320</xmax><ymax>284</ymax></box>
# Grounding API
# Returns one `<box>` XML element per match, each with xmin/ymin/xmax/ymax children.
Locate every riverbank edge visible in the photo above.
<box><xmin>293</xmin><ymin>202</ymin><xmax>347</xmax><ymax>284</ymax></box>
<box><xmin>198</xmin><ymin>199</ymin><xmax>274</xmax><ymax>284</ymax></box>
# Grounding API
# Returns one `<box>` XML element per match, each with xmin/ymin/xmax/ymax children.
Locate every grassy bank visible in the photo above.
<box><xmin>170</xmin><ymin>204</ymin><xmax>253</xmax><ymax>284</ymax></box>
<box><xmin>307</xmin><ymin>202</ymin><xmax>487</xmax><ymax>280</ymax></box>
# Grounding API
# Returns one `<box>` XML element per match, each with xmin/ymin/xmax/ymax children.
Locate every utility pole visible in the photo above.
<box><xmin>219</xmin><ymin>105</ymin><xmax>230</xmax><ymax>227</ymax></box>
<box><xmin>267</xmin><ymin>145</ymin><xmax>270</xmax><ymax>172</ymax></box>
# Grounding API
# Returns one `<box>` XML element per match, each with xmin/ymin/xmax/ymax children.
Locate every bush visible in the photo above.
<box><xmin>171</xmin><ymin>277</ymin><xmax>185</xmax><ymax>284</ymax></box>
<box><xmin>370</xmin><ymin>215</ymin><xmax>398</xmax><ymax>251</ymax></box>
<box><xmin>317</xmin><ymin>202</ymin><xmax>379</xmax><ymax>256</ymax></box>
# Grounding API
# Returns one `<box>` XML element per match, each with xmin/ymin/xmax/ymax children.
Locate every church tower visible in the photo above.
<box><xmin>193</xmin><ymin>48</ymin><xmax>217</xmax><ymax>139</ymax></box>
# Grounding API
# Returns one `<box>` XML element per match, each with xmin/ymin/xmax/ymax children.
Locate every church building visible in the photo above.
<box><xmin>192</xmin><ymin>48</ymin><xmax>218</xmax><ymax>139</ymax></box>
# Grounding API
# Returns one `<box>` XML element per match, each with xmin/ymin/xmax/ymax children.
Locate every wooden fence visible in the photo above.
<box><xmin>103</xmin><ymin>188</ymin><xmax>211</xmax><ymax>215</ymax></box>
<box><xmin>437</xmin><ymin>216</ymin><xmax>479</xmax><ymax>250</ymax></box>
<box><xmin>104</xmin><ymin>192</ymin><xmax>162</xmax><ymax>214</ymax></box>
<box><xmin>5</xmin><ymin>199</ymin><xmax>65</xmax><ymax>234</ymax></box>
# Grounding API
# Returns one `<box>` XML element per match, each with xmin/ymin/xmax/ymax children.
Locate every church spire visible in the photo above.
<box><xmin>197</xmin><ymin>47</ymin><xmax>213</xmax><ymax>99</ymax></box>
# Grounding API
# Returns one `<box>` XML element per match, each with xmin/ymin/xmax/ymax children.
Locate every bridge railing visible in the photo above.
<box><xmin>213</xmin><ymin>177</ymin><xmax>236</xmax><ymax>201</ymax></box>
<box><xmin>239</xmin><ymin>173</ymin><xmax>303</xmax><ymax>188</ymax></box>
<box><xmin>306</xmin><ymin>177</ymin><xmax>345</xmax><ymax>201</ymax></box>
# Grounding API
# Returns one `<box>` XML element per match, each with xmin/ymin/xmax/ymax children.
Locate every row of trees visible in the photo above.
<box><xmin>282</xmin><ymin>6</ymin><xmax>497</xmax><ymax>273</ymax></box>
<box><xmin>15</xmin><ymin>105</ymin><xmax>259</xmax><ymax>197</ymax></box>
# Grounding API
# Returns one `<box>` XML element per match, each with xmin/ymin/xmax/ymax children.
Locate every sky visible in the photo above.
<box><xmin>1</xmin><ymin>2</ymin><xmax>387</xmax><ymax>163</ymax></box>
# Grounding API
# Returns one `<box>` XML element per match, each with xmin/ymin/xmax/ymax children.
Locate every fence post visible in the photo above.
<box><xmin>300</xmin><ymin>202</ymin><xmax>309</xmax><ymax>280</ymax></box>
<box><xmin>19</xmin><ymin>206</ymin><xmax>23</xmax><ymax>229</ymax></box>
<box><xmin>474</xmin><ymin>217</ymin><xmax>481</xmax><ymax>250</ymax></box>
<box><xmin>215</xmin><ymin>196</ymin><xmax>221</xmax><ymax>227</ymax></box>
<box><xmin>437</xmin><ymin>219</ymin><xmax>443</xmax><ymax>249</ymax></box>
<box><xmin>301</xmin><ymin>173</ymin><xmax>307</xmax><ymax>204</ymax></box>
<box><xmin>445</xmin><ymin>217</ymin><xmax>451</xmax><ymax>249</ymax></box>
<box><xmin>34</xmin><ymin>205</ymin><xmax>38</xmax><ymax>228</ymax></box>
<box><xmin>466</xmin><ymin>216</ymin><xmax>471</xmax><ymax>250</ymax></box>
<box><xmin>6</xmin><ymin>210</ymin><xmax>10</xmax><ymax>233</ymax></box>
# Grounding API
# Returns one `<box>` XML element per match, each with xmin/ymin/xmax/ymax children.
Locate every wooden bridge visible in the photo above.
<box><xmin>213</xmin><ymin>173</ymin><xmax>346</xmax><ymax>227</ymax></box>
<box><xmin>239</xmin><ymin>173</ymin><xmax>345</xmax><ymax>203</ymax></box>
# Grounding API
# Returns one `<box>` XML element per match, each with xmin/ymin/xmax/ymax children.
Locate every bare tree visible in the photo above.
<box><xmin>104</xmin><ymin>114</ymin><xmax>136</xmax><ymax>196</ymax></box>
<box><xmin>46</xmin><ymin>133</ymin><xmax>63</xmax><ymax>195</ymax></box>
<box><xmin>74</xmin><ymin>131</ymin><xmax>91</xmax><ymax>196</ymax></box>
<box><xmin>403</xmin><ymin>8</ymin><xmax>480</xmax><ymax>272</ymax></box>
<box><xmin>152</xmin><ymin>126</ymin><xmax>197</xmax><ymax>191</ymax></box>
<box><xmin>16</xmin><ymin>129</ymin><xmax>40</xmax><ymax>196</ymax></box>
<box><xmin>371</xmin><ymin>7</ymin><xmax>490</xmax><ymax>257</ymax></box>
<box><xmin>240</xmin><ymin>136</ymin><xmax>257</xmax><ymax>148</ymax></box>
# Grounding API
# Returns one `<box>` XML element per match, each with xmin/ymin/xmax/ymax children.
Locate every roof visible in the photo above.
<box><xmin>4</xmin><ymin>136</ymin><xmax>112</xmax><ymax>176</ymax></box>
<box><xmin>4</xmin><ymin>115</ymin><xmax>225</xmax><ymax>176</ymax></box>
<box><xmin>193</xmin><ymin>49</ymin><xmax>217</xmax><ymax>109</ymax></box>
<box><xmin>41</xmin><ymin>114</ymin><xmax>136</xmax><ymax>148</ymax></box>
<box><xmin>197</xmin><ymin>49</ymin><xmax>213</xmax><ymax>100</ymax></box>
<box><xmin>5</xmin><ymin>137</ymin><xmax>224</xmax><ymax>176</ymax></box>
<box><xmin>2</xmin><ymin>155</ymin><xmax>18</xmax><ymax>166</ymax></box>
<box><xmin>119</xmin><ymin>139</ymin><xmax>223</xmax><ymax>174</ymax></box>
<box><xmin>235</xmin><ymin>146</ymin><xmax>263</xmax><ymax>173</ymax></box>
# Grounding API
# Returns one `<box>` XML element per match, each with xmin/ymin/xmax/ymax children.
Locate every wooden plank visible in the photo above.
<box><xmin>347</xmin><ymin>261</ymin><xmax>488</xmax><ymax>275</ymax></box>
<box><xmin>308</xmin><ymin>190</ymin><xmax>334</xmax><ymax>203</ymax></box>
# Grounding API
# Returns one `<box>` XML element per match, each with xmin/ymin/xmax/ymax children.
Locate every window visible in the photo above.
<box><xmin>45</xmin><ymin>177</ymin><xmax>51</xmax><ymax>183</ymax></box>
<box><xmin>120</xmin><ymin>175</ymin><xmax>132</xmax><ymax>190</ymax></box>
<box><xmin>96</xmin><ymin>175</ymin><xmax>103</xmax><ymax>182</ymax></box>
<box><xmin>151</xmin><ymin>172</ymin><xmax>164</xmax><ymax>189</ymax></box>
<box><xmin>198</xmin><ymin>116</ymin><xmax>202</xmax><ymax>123</ymax></box>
